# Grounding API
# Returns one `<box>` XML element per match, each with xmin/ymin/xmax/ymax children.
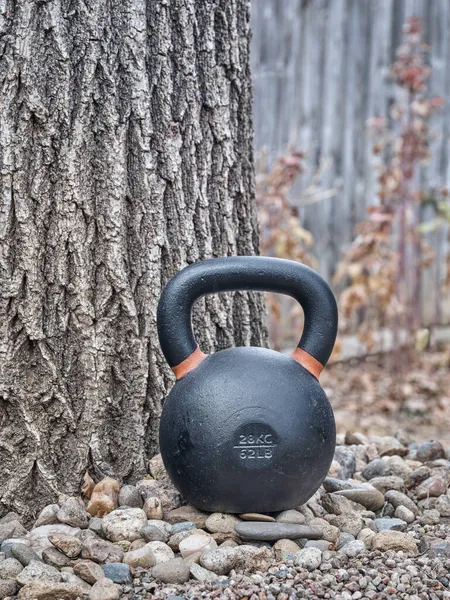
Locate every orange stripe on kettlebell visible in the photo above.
<box><xmin>172</xmin><ymin>347</ymin><xmax>207</xmax><ymax>379</ymax></box>
<box><xmin>290</xmin><ymin>347</ymin><xmax>323</xmax><ymax>379</ymax></box>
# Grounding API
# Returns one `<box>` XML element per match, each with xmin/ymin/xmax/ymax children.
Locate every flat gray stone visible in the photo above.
<box><xmin>234</xmin><ymin>522</ymin><xmax>322</xmax><ymax>541</ymax></box>
<box><xmin>11</xmin><ymin>543</ymin><xmax>41</xmax><ymax>566</ymax></box>
<box><xmin>374</xmin><ymin>518</ymin><xmax>407</xmax><ymax>532</ymax></box>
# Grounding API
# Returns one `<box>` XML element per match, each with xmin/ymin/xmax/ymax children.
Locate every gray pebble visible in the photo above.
<box><xmin>11</xmin><ymin>543</ymin><xmax>41</xmax><ymax>566</ymax></box>
<box><xmin>234</xmin><ymin>522</ymin><xmax>322</xmax><ymax>541</ymax></box>
<box><xmin>103</xmin><ymin>562</ymin><xmax>133</xmax><ymax>584</ymax></box>
<box><xmin>171</xmin><ymin>521</ymin><xmax>196</xmax><ymax>534</ymax></box>
<box><xmin>374</xmin><ymin>518</ymin><xmax>407</xmax><ymax>532</ymax></box>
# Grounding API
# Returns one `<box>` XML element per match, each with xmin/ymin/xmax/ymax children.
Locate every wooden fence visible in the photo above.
<box><xmin>251</xmin><ymin>0</ymin><xmax>450</xmax><ymax>324</ymax></box>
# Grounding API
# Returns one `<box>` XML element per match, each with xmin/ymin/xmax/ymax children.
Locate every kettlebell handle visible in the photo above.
<box><xmin>157</xmin><ymin>256</ymin><xmax>338</xmax><ymax>379</ymax></box>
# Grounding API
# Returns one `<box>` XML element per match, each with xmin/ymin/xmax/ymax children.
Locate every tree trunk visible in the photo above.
<box><xmin>0</xmin><ymin>0</ymin><xmax>265</xmax><ymax>520</ymax></box>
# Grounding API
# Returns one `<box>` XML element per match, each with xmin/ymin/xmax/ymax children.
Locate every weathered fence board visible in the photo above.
<box><xmin>252</xmin><ymin>0</ymin><xmax>450</xmax><ymax>324</ymax></box>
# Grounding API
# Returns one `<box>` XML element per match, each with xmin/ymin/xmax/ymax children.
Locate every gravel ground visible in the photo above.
<box><xmin>1</xmin><ymin>432</ymin><xmax>449</xmax><ymax>600</ymax></box>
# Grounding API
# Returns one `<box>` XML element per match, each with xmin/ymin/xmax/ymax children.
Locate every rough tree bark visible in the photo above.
<box><xmin>0</xmin><ymin>0</ymin><xmax>265</xmax><ymax>519</ymax></box>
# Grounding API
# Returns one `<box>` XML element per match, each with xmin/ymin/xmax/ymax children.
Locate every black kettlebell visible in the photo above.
<box><xmin>157</xmin><ymin>256</ymin><xmax>338</xmax><ymax>513</ymax></box>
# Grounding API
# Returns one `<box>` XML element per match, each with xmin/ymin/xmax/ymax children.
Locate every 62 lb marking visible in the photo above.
<box><xmin>233</xmin><ymin>428</ymin><xmax>277</xmax><ymax>461</ymax></box>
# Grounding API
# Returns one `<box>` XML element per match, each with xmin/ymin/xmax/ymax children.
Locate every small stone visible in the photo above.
<box><xmin>151</xmin><ymin>557</ymin><xmax>190</xmax><ymax>584</ymax></box>
<box><xmin>369</xmin><ymin>476</ymin><xmax>405</xmax><ymax>494</ymax></box>
<box><xmin>60</xmin><ymin>571</ymin><xmax>91</xmax><ymax>592</ymax></box>
<box><xmin>384</xmin><ymin>490</ymin><xmax>419</xmax><ymax>515</ymax></box>
<box><xmin>337</xmin><ymin>532</ymin><xmax>355</xmax><ymax>549</ymax></box>
<box><xmin>89</xmin><ymin>577</ymin><xmax>121</xmax><ymax>600</ymax></box>
<box><xmin>88</xmin><ymin>518</ymin><xmax>104</xmax><ymax>538</ymax></box>
<box><xmin>293</xmin><ymin>547</ymin><xmax>322</xmax><ymax>570</ymax></box>
<box><xmin>276</xmin><ymin>510</ymin><xmax>306</xmax><ymax>524</ymax></box>
<box><xmin>123</xmin><ymin>545</ymin><xmax>155</xmax><ymax>569</ymax></box>
<box><xmin>374</xmin><ymin>518</ymin><xmax>407</xmax><ymax>532</ymax></box>
<box><xmin>239</xmin><ymin>513</ymin><xmax>276</xmax><ymax>522</ymax></box>
<box><xmin>219</xmin><ymin>539</ymin><xmax>238</xmax><ymax>548</ymax></box>
<box><xmin>1</xmin><ymin>538</ymin><xmax>28</xmax><ymax>558</ymax></box>
<box><xmin>118</xmin><ymin>485</ymin><xmax>143</xmax><ymax>508</ymax></box>
<box><xmin>362</xmin><ymin>459</ymin><xmax>390</xmax><ymax>480</ymax></box>
<box><xmin>234</xmin><ymin>545</ymin><xmax>273</xmax><ymax>571</ymax></box>
<box><xmin>143</xmin><ymin>497</ymin><xmax>163</xmax><ymax>520</ymax></box>
<box><xmin>49</xmin><ymin>533</ymin><xmax>82</xmax><ymax>558</ymax></box>
<box><xmin>18</xmin><ymin>581</ymin><xmax>85</xmax><ymax>600</ymax></box>
<box><xmin>273</xmin><ymin>539</ymin><xmax>300</xmax><ymax>560</ymax></box>
<box><xmin>199</xmin><ymin>547</ymin><xmax>237</xmax><ymax>575</ymax></box>
<box><xmin>345</xmin><ymin>431</ymin><xmax>366</xmax><ymax>445</ymax></box>
<box><xmin>307</xmin><ymin>518</ymin><xmax>340</xmax><ymax>544</ymax></box>
<box><xmin>57</xmin><ymin>497</ymin><xmax>88</xmax><ymax>529</ymax></box>
<box><xmin>42</xmin><ymin>546</ymin><xmax>72</xmax><ymax>568</ymax></box>
<box><xmin>16</xmin><ymin>559</ymin><xmax>62</xmax><ymax>586</ymax></box>
<box><xmin>149</xmin><ymin>454</ymin><xmax>169</xmax><ymax>481</ymax></box>
<box><xmin>190</xmin><ymin>562</ymin><xmax>218</xmax><ymax>582</ymax></box>
<box><xmin>426</xmin><ymin>540</ymin><xmax>450</xmax><ymax>558</ymax></box>
<box><xmin>0</xmin><ymin>579</ymin><xmax>18</xmax><ymax>597</ymax></box>
<box><xmin>171</xmin><ymin>521</ymin><xmax>196</xmax><ymax>534</ymax></box>
<box><xmin>405</xmin><ymin>465</ymin><xmax>431</xmax><ymax>488</ymax></box>
<box><xmin>114</xmin><ymin>540</ymin><xmax>130</xmax><ymax>552</ymax></box>
<box><xmin>357</xmin><ymin>528</ymin><xmax>376</xmax><ymax>549</ymax></box>
<box><xmin>416</xmin><ymin>476</ymin><xmax>447</xmax><ymax>499</ymax></box>
<box><xmin>326</xmin><ymin>512</ymin><xmax>363</xmax><ymax>537</ymax></box>
<box><xmin>322</xmin><ymin>478</ymin><xmax>362</xmax><ymax>493</ymax></box>
<box><xmin>416</xmin><ymin>440</ymin><xmax>446</xmax><ymax>462</ymax></box>
<box><xmin>304</xmin><ymin>540</ymin><xmax>335</xmax><ymax>552</ymax></box>
<box><xmin>420</xmin><ymin>508</ymin><xmax>440</xmax><ymax>525</ymax></box>
<box><xmin>73</xmin><ymin>559</ymin><xmax>105</xmax><ymax>584</ymax></box>
<box><xmin>164</xmin><ymin>505</ymin><xmax>209</xmax><ymax>529</ymax></box>
<box><xmin>102</xmin><ymin>562</ymin><xmax>132</xmax><ymax>584</ymax></box>
<box><xmin>205</xmin><ymin>513</ymin><xmax>240</xmax><ymax>535</ymax></box>
<box><xmin>34</xmin><ymin>505</ymin><xmax>60</xmax><ymax>528</ymax></box>
<box><xmin>327</xmin><ymin>460</ymin><xmax>341</xmax><ymax>477</ymax></box>
<box><xmin>141</xmin><ymin>523</ymin><xmax>170</xmax><ymax>543</ymax></box>
<box><xmin>0</xmin><ymin>522</ymin><xmax>18</xmax><ymax>545</ymax></box>
<box><xmin>179</xmin><ymin>533</ymin><xmax>217</xmax><ymax>558</ymax></box>
<box><xmin>129</xmin><ymin>538</ymin><xmax>146</xmax><ymax>551</ymax></box>
<box><xmin>384</xmin><ymin>455</ymin><xmax>411</xmax><ymax>478</ymax></box>
<box><xmin>435</xmin><ymin>494</ymin><xmax>450</xmax><ymax>516</ymax></box>
<box><xmin>371</xmin><ymin>530</ymin><xmax>418</xmax><ymax>554</ymax></box>
<box><xmin>234</xmin><ymin>522</ymin><xmax>321</xmax><ymax>541</ymax></box>
<box><xmin>136</xmin><ymin>480</ymin><xmax>181</xmax><ymax>512</ymax></box>
<box><xmin>102</xmin><ymin>508</ymin><xmax>147</xmax><ymax>542</ymax></box>
<box><xmin>81</xmin><ymin>537</ymin><xmax>124</xmax><ymax>563</ymax></box>
<box><xmin>321</xmin><ymin>494</ymin><xmax>356</xmax><ymax>515</ymax></box>
<box><xmin>0</xmin><ymin>557</ymin><xmax>23</xmax><ymax>578</ymax></box>
<box><xmin>339</xmin><ymin>540</ymin><xmax>366</xmax><ymax>557</ymax></box>
<box><xmin>394</xmin><ymin>506</ymin><xmax>415</xmax><ymax>523</ymax></box>
<box><xmin>333</xmin><ymin>447</ymin><xmax>356</xmax><ymax>479</ymax></box>
<box><xmin>145</xmin><ymin>541</ymin><xmax>174</xmax><ymax>564</ymax></box>
<box><xmin>11</xmin><ymin>543</ymin><xmax>41</xmax><ymax>566</ymax></box>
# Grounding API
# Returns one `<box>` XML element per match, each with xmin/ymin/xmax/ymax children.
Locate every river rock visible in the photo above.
<box><xmin>135</xmin><ymin>480</ymin><xmax>182</xmax><ymax>512</ymax></box>
<box><xmin>334</xmin><ymin>447</ymin><xmax>356</xmax><ymax>479</ymax></box>
<box><xmin>145</xmin><ymin>541</ymin><xmax>174</xmax><ymax>564</ymax></box>
<box><xmin>179</xmin><ymin>533</ymin><xmax>217</xmax><ymax>558</ymax></box>
<box><xmin>102</xmin><ymin>562</ymin><xmax>132</xmax><ymax>584</ymax></box>
<box><xmin>276</xmin><ymin>510</ymin><xmax>306</xmax><ymax>524</ymax></box>
<box><xmin>200</xmin><ymin>547</ymin><xmax>237</xmax><ymax>575</ymax></box>
<box><xmin>357</xmin><ymin>528</ymin><xmax>376</xmax><ymax>549</ymax></box>
<box><xmin>171</xmin><ymin>521</ymin><xmax>196</xmax><ymax>534</ymax></box>
<box><xmin>416</xmin><ymin>476</ymin><xmax>447</xmax><ymax>499</ymax></box>
<box><xmin>273</xmin><ymin>539</ymin><xmax>300</xmax><ymax>559</ymax></box>
<box><xmin>60</xmin><ymin>571</ymin><xmax>92</xmax><ymax>592</ymax></box>
<box><xmin>416</xmin><ymin>440</ymin><xmax>446</xmax><ymax>462</ymax></box>
<box><xmin>0</xmin><ymin>557</ymin><xmax>23</xmax><ymax>578</ymax></box>
<box><xmin>73</xmin><ymin>559</ymin><xmax>105</xmax><ymax>583</ymax></box>
<box><xmin>17</xmin><ymin>581</ymin><xmax>85</xmax><ymax>600</ymax></box>
<box><xmin>326</xmin><ymin>512</ymin><xmax>364</xmax><ymax>537</ymax></box>
<box><xmin>371</xmin><ymin>530</ymin><xmax>418</xmax><ymax>554</ymax></box>
<box><xmin>362</xmin><ymin>459</ymin><xmax>390</xmax><ymax>480</ymax></box>
<box><xmin>321</xmin><ymin>494</ymin><xmax>356</xmax><ymax>515</ymax></box>
<box><xmin>16</xmin><ymin>559</ymin><xmax>62</xmax><ymax>586</ymax></box>
<box><xmin>12</xmin><ymin>543</ymin><xmax>41</xmax><ymax>566</ymax></box>
<box><xmin>34</xmin><ymin>505</ymin><xmax>60</xmax><ymax>528</ymax></box>
<box><xmin>435</xmin><ymin>494</ymin><xmax>450</xmax><ymax>516</ymax></box>
<box><xmin>42</xmin><ymin>546</ymin><xmax>72</xmax><ymax>568</ymax></box>
<box><xmin>239</xmin><ymin>513</ymin><xmax>276</xmax><ymax>522</ymax></box>
<box><xmin>205</xmin><ymin>513</ymin><xmax>240</xmax><ymax>535</ymax></box>
<box><xmin>149</xmin><ymin>453</ymin><xmax>169</xmax><ymax>481</ymax></box>
<box><xmin>57</xmin><ymin>498</ymin><xmax>88</xmax><ymax>529</ymax></box>
<box><xmin>304</xmin><ymin>539</ymin><xmax>335</xmax><ymax>552</ymax></box>
<box><xmin>384</xmin><ymin>490</ymin><xmax>419</xmax><ymax>515</ymax></box>
<box><xmin>164</xmin><ymin>506</ymin><xmax>209</xmax><ymax>529</ymax></box>
<box><xmin>394</xmin><ymin>506</ymin><xmax>416</xmax><ymax>523</ymax></box>
<box><xmin>293</xmin><ymin>547</ymin><xmax>322</xmax><ymax>570</ymax></box>
<box><xmin>81</xmin><ymin>537</ymin><xmax>124</xmax><ymax>563</ymax></box>
<box><xmin>141</xmin><ymin>523</ymin><xmax>170</xmax><ymax>543</ymax></box>
<box><xmin>369</xmin><ymin>476</ymin><xmax>405</xmax><ymax>493</ymax></box>
<box><xmin>118</xmin><ymin>485</ymin><xmax>143</xmax><ymax>509</ymax></box>
<box><xmin>102</xmin><ymin>508</ymin><xmax>147</xmax><ymax>542</ymax></box>
<box><xmin>374</xmin><ymin>518</ymin><xmax>407</xmax><ymax>532</ymax></box>
<box><xmin>151</xmin><ymin>557</ymin><xmax>190</xmax><ymax>584</ymax></box>
<box><xmin>89</xmin><ymin>577</ymin><xmax>121</xmax><ymax>600</ymax></box>
<box><xmin>49</xmin><ymin>533</ymin><xmax>81</xmax><ymax>558</ymax></box>
<box><xmin>339</xmin><ymin>540</ymin><xmax>366</xmax><ymax>557</ymax></box>
<box><xmin>143</xmin><ymin>497</ymin><xmax>163</xmax><ymax>520</ymax></box>
<box><xmin>190</xmin><ymin>562</ymin><xmax>218</xmax><ymax>582</ymax></box>
<box><xmin>0</xmin><ymin>579</ymin><xmax>18</xmax><ymax>597</ymax></box>
<box><xmin>123</xmin><ymin>545</ymin><xmax>155</xmax><ymax>569</ymax></box>
<box><xmin>234</xmin><ymin>522</ymin><xmax>322</xmax><ymax>541</ymax></box>
<box><xmin>307</xmin><ymin>518</ymin><xmax>340</xmax><ymax>544</ymax></box>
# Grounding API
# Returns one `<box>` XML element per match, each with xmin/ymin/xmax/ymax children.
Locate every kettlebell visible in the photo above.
<box><xmin>157</xmin><ymin>256</ymin><xmax>338</xmax><ymax>513</ymax></box>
